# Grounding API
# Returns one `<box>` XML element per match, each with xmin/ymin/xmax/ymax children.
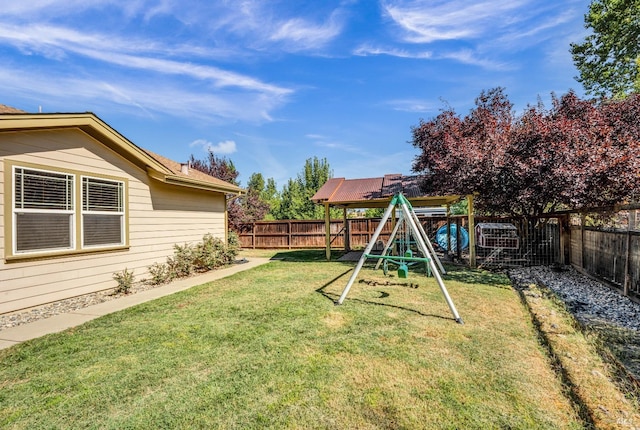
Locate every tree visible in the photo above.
<box><xmin>262</xmin><ymin>178</ymin><xmax>280</xmax><ymax>220</ymax></box>
<box><xmin>275</xmin><ymin>178</ymin><xmax>305</xmax><ymax>220</ymax></box>
<box><xmin>227</xmin><ymin>172</ymin><xmax>271</xmax><ymax>231</ymax></box>
<box><xmin>411</xmin><ymin>88</ymin><xmax>640</xmax><ymax>217</ymax></box>
<box><xmin>227</xmin><ymin>192</ymin><xmax>270</xmax><ymax>231</ymax></box>
<box><xmin>189</xmin><ymin>152</ymin><xmax>239</xmax><ymax>185</ymax></box>
<box><xmin>274</xmin><ymin>157</ymin><xmax>342</xmax><ymax>220</ymax></box>
<box><xmin>190</xmin><ymin>151</ymin><xmax>247</xmax><ymax>230</ymax></box>
<box><xmin>571</xmin><ymin>0</ymin><xmax>640</xmax><ymax>98</ymax></box>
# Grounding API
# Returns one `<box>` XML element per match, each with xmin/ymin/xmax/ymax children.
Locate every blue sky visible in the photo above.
<box><xmin>0</xmin><ymin>0</ymin><xmax>589</xmax><ymax>188</ymax></box>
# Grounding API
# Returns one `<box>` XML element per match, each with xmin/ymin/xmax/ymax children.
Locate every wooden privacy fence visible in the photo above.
<box><xmin>571</xmin><ymin>226</ymin><xmax>640</xmax><ymax>300</ymax></box>
<box><xmin>237</xmin><ymin>218</ymin><xmax>395</xmax><ymax>250</ymax></box>
<box><xmin>238</xmin><ymin>216</ymin><xmax>563</xmax><ymax>267</ymax></box>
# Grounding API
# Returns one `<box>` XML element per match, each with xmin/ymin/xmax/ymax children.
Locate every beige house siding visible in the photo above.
<box><xmin>1</xmin><ymin>128</ymin><xmax>227</xmax><ymax>314</ymax></box>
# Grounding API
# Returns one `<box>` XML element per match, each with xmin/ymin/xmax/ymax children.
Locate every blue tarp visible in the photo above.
<box><xmin>435</xmin><ymin>224</ymin><xmax>469</xmax><ymax>251</ymax></box>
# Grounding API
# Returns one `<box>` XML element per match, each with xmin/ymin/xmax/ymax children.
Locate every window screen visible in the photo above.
<box><xmin>14</xmin><ymin>168</ymin><xmax>74</xmax><ymax>252</ymax></box>
<box><xmin>82</xmin><ymin>177</ymin><xmax>124</xmax><ymax>247</ymax></box>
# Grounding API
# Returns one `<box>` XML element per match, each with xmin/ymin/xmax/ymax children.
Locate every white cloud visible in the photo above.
<box><xmin>382</xmin><ymin>0</ymin><xmax>529</xmax><ymax>43</ymax></box>
<box><xmin>0</xmin><ymin>65</ymin><xmax>286</xmax><ymax>123</ymax></box>
<box><xmin>386</xmin><ymin>99</ymin><xmax>436</xmax><ymax>113</ymax></box>
<box><xmin>0</xmin><ymin>23</ymin><xmax>291</xmax><ymax>97</ymax></box>
<box><xmin>190</xmin><ymin>139</ymin><xmax>237</xmax><ymax>155</ymax></box>
<box><xmin>269</xmin><ymin>13</ymin><xmax>344</xmax><ymax>51</ymax></box>
<box><xmin>437</xmin><ymin>49</ymin><xmax>513</xmax><ymax>71</ymax></box>
<box><xmin>353</xmin><ymin>44</ymin><xmax>432</xmax><ymax>58</ymax></box>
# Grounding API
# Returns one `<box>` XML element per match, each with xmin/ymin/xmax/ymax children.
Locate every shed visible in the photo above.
<box><xmin>0</xmin><ymin>110</ymin><xmax>243</xmax><ymax>313</ymax></box>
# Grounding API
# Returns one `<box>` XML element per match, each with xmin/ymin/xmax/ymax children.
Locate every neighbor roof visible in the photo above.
<box><xmin>0</xmin><ymin>110</ymin><xmax>243</xmax><ymax>195</ymax></box>
<box><xmin>0</xmin><ymin>104</ymin><xmax>26</xmax><ymax>114</ymax></box>
<box><xmin>311</xmin><ymin>174</ymin><xmax>461</xmax><ymax>208</ymax></box>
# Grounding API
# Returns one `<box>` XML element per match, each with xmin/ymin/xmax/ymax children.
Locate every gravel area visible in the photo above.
<box><xmin>510</xmin><ymin>265</ymin><xmax>640</xmax><ymax>381</ymax></box>
<box><xmin>509</xmin><ymin>266</ymin><xmax>640</xmax><ymax>332</ymax></box>
<box><xmin>0</xmin><ymin>280</ymin><xmax>163</xmax><ymax>332</ymax></box>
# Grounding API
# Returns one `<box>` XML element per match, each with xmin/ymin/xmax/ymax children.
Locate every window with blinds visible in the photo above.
<box><xmin>82</xmin><ymin>177</ymin><xmax>125</xmax><ymax>247</ymax></box>
<box><xmin>14</xmin><ymin>167</ymin><xmax>75</xmax><ymax>253</ymax></box>
<box><xmin>11</xmin><ymin>165</ymin><xmax>128</xmax><ymax>257</ymax></box>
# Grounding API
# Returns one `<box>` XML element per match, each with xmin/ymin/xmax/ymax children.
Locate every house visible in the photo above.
<box><xmin>0</xmin><ymin>108</ymin><xmax>243</xmax><ymax>314</ymax></box>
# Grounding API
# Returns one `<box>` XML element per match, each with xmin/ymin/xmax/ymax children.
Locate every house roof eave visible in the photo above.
<box><xmin>0</xmin><ymin>112</ymin><xmax>243</xmax><ymax>195</ymax></box>
<box><xmin>147</xmin><ymin>168</ymin><xmax>245</xmax><ymax>195</ymax></box>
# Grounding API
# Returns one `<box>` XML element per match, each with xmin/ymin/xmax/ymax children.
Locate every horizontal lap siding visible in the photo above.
<box><xmin>0</xmin><ymin>129</ymin><xmax>225</xmax><ymax>313</ymax></box>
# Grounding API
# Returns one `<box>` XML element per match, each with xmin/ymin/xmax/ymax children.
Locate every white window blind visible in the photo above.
<box><xmin>14</xmin><ymin>167</ymin><xmax>74</xmax><ymax>253</ymax></box>
<box><xmin>82</xmin><ymin>177</ymin><xmax>124</xmax><ymax>247</ymax></box>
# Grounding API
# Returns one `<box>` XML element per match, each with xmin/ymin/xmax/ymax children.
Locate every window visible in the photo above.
<box><xmin>82</xmin><ymin>177</ymin><xmax>125</xmax><ymax>247</ymax></box>
<box><xmin>14</xmin><ymin>167</ymin><xmax>75</xmax><ymax>253</ymax></box>
<box><xmin>10</xmin><ymin>164</ymin><xmax>127</xmax><ymax>258</ymax></box>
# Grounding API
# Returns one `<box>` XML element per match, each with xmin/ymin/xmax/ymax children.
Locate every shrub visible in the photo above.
<box><xmin>146</xmin><ymin>232</ymin><xmax>239</xmax><ymax>285</ymax></box>
<box><xmin>113</xmin><ymin>268</ymin><xmax>135</xmax><ymax>294</ymax></box>
<box><xmin>194</xmin><ymin>233</ymin><xmax>239</xmax><ymax>270</ymax></box>
<box><xmin>195</xmin><ymin>233</ymin><xmax>226</xmax><ymax>271</ymax></box>
<box><xmin>226</xmin><ymin>231</ymin><xmax>240</xmax><ymax>262</ymax></box>
<box><xmin>147</xmin><ymin>262</ymin><xmax>171</xmax><ymax>285</ymax></box>
<box><xmin>167</xmin><ymin>243</ymin><xmax>197</xmax><ymax>278</ymax></box>
<box><xmin>228</xmin><ymin>230</ymin><xmax>240</xmax><ymax>249</ymax></box>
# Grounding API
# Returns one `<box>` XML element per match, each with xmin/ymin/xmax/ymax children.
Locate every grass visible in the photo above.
<box><xmin>0</xmin><ymin>249</ymin><xmax>628</xmax><ymax>429</ymax></box>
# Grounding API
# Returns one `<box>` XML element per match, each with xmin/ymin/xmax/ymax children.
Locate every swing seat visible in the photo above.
<box><xmin>397</xmin><ymin>263</ymin><xmax>409</xmax><ymax>278</ymax></box>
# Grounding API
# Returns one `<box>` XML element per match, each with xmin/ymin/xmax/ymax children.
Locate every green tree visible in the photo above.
<box><xmin>246</xmin><ymin>172</ymin><xmax>265</xmax><ymax>193</ymax></box>
<box><xmin>262</xmin><ymin>178</ymin><xmax>280</xmax><ymax>220</ymax></box>
<box><xmin>276</xmin><ymin>178</ymin><xmax>304</xmax><ymax>220</ymax></box>
<box><xmin>571</xmin><ymin>0</ymin><xmax>640</xmax><ymax>98</ymax></box>
<box><xmin>275</xmin><ymin>157</ymin><xmax>342</xmax><ymax>220</ymax></box>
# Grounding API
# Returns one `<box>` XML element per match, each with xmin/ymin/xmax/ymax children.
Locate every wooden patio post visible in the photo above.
<box><xmin>446</xmin><ymin>204</ymin><xmax>452</xmax><ymax>257</ymax></box>
<box><xmin>343</xmin><ymin>207</ymin><xmax>350</xmax><ymax>252</ymax></box>
<box><xmin>467</xmin><ymin>194</ymin><xmax>476</xmax><ymax>268</ymax></box>
<box><xmin>325</xmin><ymin>203</ymin><xmax>331</xmax><ymax>260</ymax></box>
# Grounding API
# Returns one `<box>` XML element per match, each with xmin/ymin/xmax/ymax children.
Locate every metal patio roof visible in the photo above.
<box><xmin>311</xmin><ymin>174</ymin><xmax>461</xmax><ymax>208</ymax></box>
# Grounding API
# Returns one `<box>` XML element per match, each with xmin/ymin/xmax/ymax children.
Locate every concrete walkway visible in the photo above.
<box><xmin>0</xmin><ymin>257</ymin><xmax>272</xmax><ymax>351</ymax></box>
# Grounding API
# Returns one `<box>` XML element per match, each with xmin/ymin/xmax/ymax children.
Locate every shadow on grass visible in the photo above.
<box><xmin>444</xmin><ymin>265</ymin><xmax>512</xmax><ymax>289</ymax></box>
<box><xmin>315</xmin><ymin>269</ymin><xmax>454</xmax><ymax>323</ymax></box>
<box><xmin>270</xmin><ymin>249</ymin><xmax>348</xmax><ymax>262</ymax></box>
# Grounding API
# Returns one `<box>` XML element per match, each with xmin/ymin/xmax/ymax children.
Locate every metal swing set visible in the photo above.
<box><xmin>335</xmin><ymin>193</ymin><xmax>464</xmax><ymax>324</ymax></box>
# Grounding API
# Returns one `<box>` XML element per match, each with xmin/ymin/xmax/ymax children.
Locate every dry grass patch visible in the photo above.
<box><xmin>517</xmin><ymin>282</ymin><xmax>640</xmax><ymax>429</ymax></box>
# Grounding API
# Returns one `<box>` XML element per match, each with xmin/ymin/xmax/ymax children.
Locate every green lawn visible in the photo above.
<box><xmin>1</xmin><ymin>251</ymin><xmax>586</xmax><ymax>429</ymax></box>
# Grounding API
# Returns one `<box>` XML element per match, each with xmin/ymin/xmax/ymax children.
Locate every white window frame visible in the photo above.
<box><xmin>7</xmin><ymin>162</ymin><xmax>129</xmax><ymax>260</ymax></box>
<box><xmin>81</xmin><ymin>175</ymin><xmax>126</xmax><ymax>248</ymax></box>
<box><xmin>12</xmin><ymin>166</ymin><xmax>76</xmax><ymax>255</ymax></box>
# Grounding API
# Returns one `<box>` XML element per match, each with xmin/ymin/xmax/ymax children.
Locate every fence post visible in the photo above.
<box><xmin>624</xmin><ymin>210</ymin><xmax>636</xmax><ymax>296</ymax></box>
<box><xmin>580</xmin><ymin>213</ymin><xmax>586</xmax><ymax>271</ymax></box>
<box><xmin>560</xmin><ymin>215</ymin><xmax>571</xmax><ymax>265</ymax></box>
<box><xmin>252</xmin><ymin>223</ymin><xmax>256</xmax><ymax>249</ymax></box>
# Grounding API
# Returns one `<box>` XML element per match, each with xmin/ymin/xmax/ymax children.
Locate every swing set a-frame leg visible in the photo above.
<box><xmin>399</xmin><ymin>200</ymin><xmax>463</xmax><ymax>324</ymax></box>
<box><xmin>336</xmin><ymin>197</ymin><xmax>396</xmax><ymax>305</ymax></box>
<box><xmin>335</xmin><ymin>193</ymin><xmax>464</xmax><ymax>324</ymax></box>
<box><xmin>374</xmin><ymin>218</ymin><xmax>403</xmax><ymax>270</ymax></box>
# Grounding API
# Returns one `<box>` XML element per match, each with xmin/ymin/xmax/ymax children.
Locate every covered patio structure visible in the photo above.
<box><xmin>311</xmin><ymin>174</ymin><xmax>477</xmax><ymax>267</ymax></box>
